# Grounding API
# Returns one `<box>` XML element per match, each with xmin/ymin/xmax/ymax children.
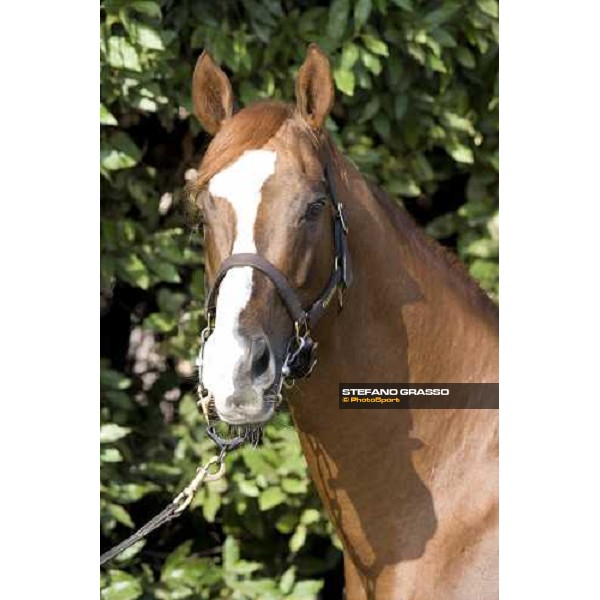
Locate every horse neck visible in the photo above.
<box><xmin>288</xmin><ymin>150</ymin><xmax>499</xmax><ymax>585</ymax></box>
<box><xmin>316</xmin><ymin>148</ymin><xmax>498</xmax><ymax>384</ymax></box>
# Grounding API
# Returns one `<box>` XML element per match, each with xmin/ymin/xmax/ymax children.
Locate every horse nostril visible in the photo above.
<box><xmin>251</xmin><ymin>335</ymin><xmax>271</xmax><ymax>381</ymax></box>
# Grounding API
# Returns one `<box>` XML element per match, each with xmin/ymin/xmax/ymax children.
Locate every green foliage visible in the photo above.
<box><xmin>101</xmin><ymin>0</ymin><xmax>498</xmax><ymax>596</ymax></box>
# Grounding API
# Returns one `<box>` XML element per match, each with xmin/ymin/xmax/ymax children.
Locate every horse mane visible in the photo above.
<box><xmin>365</xmin><ymin>178</ymin><xmax>499</xmax><ymax>319</ymax></box>
<box><xmin>188</xmin><ymin>101</ymin><xmax>296</xmax><ymax>198</ymax></box>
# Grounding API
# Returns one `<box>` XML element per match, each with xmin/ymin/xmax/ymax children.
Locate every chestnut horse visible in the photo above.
<box><xmin>189</xmin><ymin>45</ymin><xmax>498</xmax><ymax>600</ymax></box>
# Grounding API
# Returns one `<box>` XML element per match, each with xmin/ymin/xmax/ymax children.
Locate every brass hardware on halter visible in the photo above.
<box><xmin>198</xmin><ymin>388</ymin><xmax>213</xmax><ymax>424</ymax></box>
<box><xmin>281</xmin><ymin>319</ymin><xmax>318</xmax><ymax>380</ymax></box>
<box><xmin>173</xmin><ymin>455</ymin><xmax>226</xmax><ymax>514</ymax></box>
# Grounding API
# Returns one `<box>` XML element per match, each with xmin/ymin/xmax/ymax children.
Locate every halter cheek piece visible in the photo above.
<box><xmin>198</xmin><ymin>162</ymin><xmax>352</xmax><ymax>395</ymax></box>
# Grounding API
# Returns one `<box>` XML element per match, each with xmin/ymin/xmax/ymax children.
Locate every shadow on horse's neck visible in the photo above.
<box><xmin>287</xmin><ymin>143</ymin><xmax>499</xmax><ymax>597</ymax></box>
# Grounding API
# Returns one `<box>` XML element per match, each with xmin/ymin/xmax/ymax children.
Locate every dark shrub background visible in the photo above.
<box><xmin>100</xmin><ymin>1</ymin><xmax>498</xmax><ymax>597</ymax></box>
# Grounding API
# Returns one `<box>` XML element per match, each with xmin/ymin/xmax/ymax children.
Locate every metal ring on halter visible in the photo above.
<box><xmin>294</xmin><ymin>318</ymin><xmax>310</xmax><ymax>342</ymax></box>
<box><xmin>281</xmin><ymin>337</ymin><xmax>298</xmax><ymax>378</ymax></box>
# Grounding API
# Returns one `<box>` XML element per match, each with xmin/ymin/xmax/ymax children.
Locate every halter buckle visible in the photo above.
<box><xmin>282</xmin><ymin>320</ymin><xmax>318</xmax><ymax>380</ymax></box>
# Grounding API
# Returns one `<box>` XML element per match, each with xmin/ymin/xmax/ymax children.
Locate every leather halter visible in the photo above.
<box><xmin>201</xmin><ymin>160</ymin><xmax>352</xmax><ymax>382</ymax></box>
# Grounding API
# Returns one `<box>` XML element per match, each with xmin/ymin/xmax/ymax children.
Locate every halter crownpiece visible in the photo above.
<box><xmin>197</xmin><ymin>157</ymin><xmax>352</xmax><ymax>398</ymax></box>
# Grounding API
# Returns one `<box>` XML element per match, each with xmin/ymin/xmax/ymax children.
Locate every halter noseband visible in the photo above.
<box><xmin>198</xmin><ymin>160</ymin><xmax>351</xmax><ymax>390</ymax></box>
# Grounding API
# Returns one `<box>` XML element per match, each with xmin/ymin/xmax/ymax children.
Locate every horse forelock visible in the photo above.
<box><xmin>188</xmin><ymin>101</ymin><xmax>299</xmax><ymax>197</ymax></box>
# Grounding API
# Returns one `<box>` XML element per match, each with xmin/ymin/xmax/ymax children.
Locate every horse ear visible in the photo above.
<box><xmin>192</xmin><ymin>51</ymin><xmax>234</xmax><ymax>135</ymax></box>
<box><xmin>295</xmin><ymin>44</ymin><xmax>335</xmax><ymax>130</ymax></box>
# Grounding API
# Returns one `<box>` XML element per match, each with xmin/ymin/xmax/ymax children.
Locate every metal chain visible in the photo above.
<box><xmin>173</xmin><ymin>455</ymin><xmax>226</xmax><ymax>513</ymax></box>
<box><xmin>100</xmin><ymin>452</ymin><xmax>227</xmax><ymax>566</ymax></box>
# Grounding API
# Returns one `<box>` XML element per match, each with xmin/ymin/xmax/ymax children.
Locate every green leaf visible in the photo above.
<box><xmin>423</xmin><ymin>4</ymin><xmax>462</xmax><ymax>29</ymax></box>
<box><xmin>386</xmin><ymin>178</ymin><xmax>421</xmax><ymax>197</ymax></box>
<box><xmin>101</xmin><ymin>570</ymin><xmax>142</xmax><ymax>600</ymax></box>
<box><xmin>360</xmin><ymin>97</ymin><xmax>380</xmax><ymax>122</ymax></box>
<box><xmin>300</xmin><ymin>508</ymin><xmax>321</xmax><ymax>525</ymax></box>
<box><xmin>101</xmin><ymin>369</ymin><xmax>131</xmax><ymax>391</ymax></box>
<box><xmin>145</xmin><ymin>258</ymin><xmax>181</xmax><ymax>283</ymax></box>
<box><xmin>426</xmin><ymin>213</ymin><xmax>459</xmax><ymax>239</ymax></box>
<box><xmin>238</xmin><ymin>479</ymin><xmax>260</xmax><ymax>497</ymax></box>
<box><xmin>117</xmin><ymin>253</ymin><xmax>151</xmax><ymax>289</ymax></box>
<box><xmin>340</xmin><ymin>42</ymin><xmax>359</xmax><ymax>70</ymax></box>
<box><xmin>104</xmin><ymin>37</ymin><xmax>141</xmax><ymax>72</ymax></box>
<box><xmin>202</xmin><ymin>489</ymin><xmax>222</xmax><ymax>522</ymax></box>
<box><xmin>469</xmin><ymin>259</ymin><xmax>499</xmax><ymax>287</ymax></box>
<box><xmin>443</xmin><ymin>111</ymin><xmax>475</xmax><ymax>135</ymax></box>
<box><xmin>459</xmin><ymin>199</ymin><xmax>492</xmax><ymax>219</ymax></box>
<box><xmin>390</xmin><ymin>0</ymin><xmax>413</xmax><ymax>10</ymax></box>
<box><xmin>161</xmin><ymin>541</ymin><xmax>217</xmax><ymax>589</ymax></box>
<box><xmin>144</xmin><ymin>312</ymin><xmax>177</xmax><ymax>333</ymax></box>
<box><xmin>290</xmin><ymin>579</ymin><xmax>324</xmax><ymax>598</ymax></box>
<box><xmin>394</xmin><ymin>95</ymin><xmax>409</xmax><ymax>120</ymax></box>
<box><xmin>289</xmin><ymin>524</ymin><xmax>307</xmax><ymax>553</ymax></box>
<box><xmin>432</xmin><ymin>27</ymin><xmax>458</xmax><ymax>48</ymax></box>
<box><xmin>407</xmin><ymin>42</ymin><xmax>426</xmax><ymax>65</ymax></box>
<box><xmin>129</xmin><ymin>23</ymin><xmax>164</xmax><ymax>50</ymax></box>
<box><xmin>354</xmin><ymin>0</ymin><xmax>372</xmax><ymax>31</ymax></box>
<box><xmin>101</xmin><ymin>447</ymin><xmax>123</xmax><ymax>463</ymax></box>
<box><xmin>100</xmin><ymin>104</ymin><xmax>117</xmax><ymax>126</ymax></box>
<box><xmin>464</xmin><ymin>237</ymin><xmax>498</xmax><ymax>259</ymax></box>
<box><xmin>361</xmin><ymin>51</ymin><xmax>382</xmax><ymax>74</ymax></box>
<box><xmin>106</xmin><ymin>503</ymin><xmax>134</xmax><ymax>528</ymax></box>
<box><xmin>163</xmin><ymin>540</ymin><xmax>193</xmax><ymax>573</ymax></box>
<box><xmin>477</xmin><ymin>0</ymin><xmax>499</xmax><ymax>18</ymax></box>
<box><xmin>157</xmin><ymin>288</ymin><xmax>186</xmax><ymax>314</ymax></box>
<box><xmin>259</xmin><ymin>487</ymin><xmax>286</xmax><ymax>510</ymax></box>
<box><xmin>222</xmin><ymin>536</ymin><xmax>240</xmax><ymax>570</ymax></box>
<box><xmin>447</xmin><ymin>142</ymin><xmax>474</xmax><ymax>164</ymax></box>
<box><xmin>100</xmin><ymin>424</ymin><xmax>131</xmax><ymax>443</ymax></box>
<box><xmin>135</xmin><ymin>97</ymin><xmax>157</xmax><ymax>112</ymax></box>
<box><xmin>333</xmin><ymin>68</ymin><xmax>355</xmax><ymax>96</ymax></box>
<box><xmin>232</xmin><ymin>559</ymin><xmax>262</xmax><ymax>575</ymax></box>
<box><xmin>242</xmin><ymin>449</ymin><xmax>278</xmax><ymax>477</ymax></box>
<box><xmin>108</xmin><ymin>482</ymin><xmax>160</xmax><ymax>503</ymax></box>
<box><xmin>101</xmin><ymin>132</ymin><xmax>142</xmax><ymax>171</ymax></box>
<box><xmin>374</xmin><ymin>114</ymin><xmax>390</xmax><ymax>139</ymax></box>
<box><xmin>327</xmin><ymin>0</ymin><xmax>350</xmax><ymax>42</ymax></box>
<box><xmin>487</xmin><ymin>213</ymin><xmax>499</xmax><ymax>241</ymax></box>
<box><xmin>129</xmin><ymin>1</ymin><xmax>161</xmax><ymax>19</ymax></box>
<box><xmin>362</xmin><ymin>34</ymin><xmax>389</xmax><ymax>56</ymax></box>
<box><xmin>456</xmin><ymin>47</ymin><xmax>476</xmax><ymax>69</ymax></box>
<box><xmin>280</xmin><ymin>567</ymin><xmax>296</xmax><ymax>594</ymax></box>
<box><xmin>281</xmin><ymin>477</ymin><xmax>308</xmax><ymax>494</ymax></box>
<box><xmin>114</xmin><ymin>539</ymin><xmax>146</xmax><ymax>563</ymax></box>
<box><xmin>427</xmin><ymin>53</ymin><xmax>447</xmax><ymax>73</ymax></box>
<box><xmin>275</xmin><ymin>513</ymin><xmax>298</xmax><ymax>534</ymax></box>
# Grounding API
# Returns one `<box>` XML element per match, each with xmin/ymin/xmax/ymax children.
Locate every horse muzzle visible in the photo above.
<box><xmin>199</xmin><ymin>328</ymin><xmax>279</xmax><ymax>425</ymax></box>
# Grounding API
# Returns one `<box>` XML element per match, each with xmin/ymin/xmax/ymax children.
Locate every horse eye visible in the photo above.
<box><xmin>305</xmin><ymin>198</ymin><xmax>326</xmax><ymax>219</ymax></box>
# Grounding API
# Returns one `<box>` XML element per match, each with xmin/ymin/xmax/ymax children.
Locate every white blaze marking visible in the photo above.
<box><xmin>200</xmin><ymin>150</ymin><xmax>277</xmax><ymax>405</ymax></box>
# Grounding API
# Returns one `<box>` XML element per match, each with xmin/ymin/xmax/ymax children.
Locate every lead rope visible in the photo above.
<box><xmin>100</xmin><ymin>448</ymin><xmax>229</xmax><ymax>566</ymax></box>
